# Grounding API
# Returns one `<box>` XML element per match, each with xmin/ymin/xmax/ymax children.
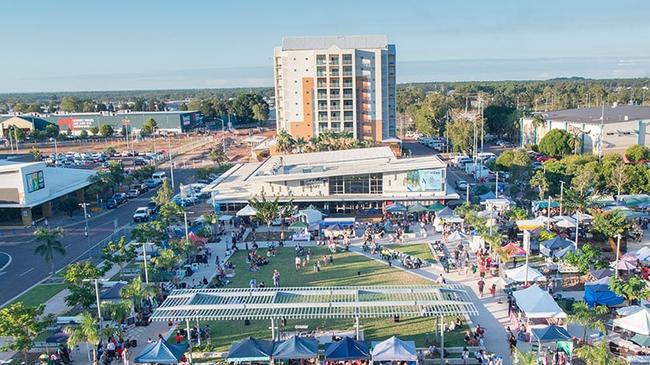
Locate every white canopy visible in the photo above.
<box><xmin>236</xmin><ymin>205</ymin><xmax>258</xmax><ymax>217</ymax></box>
<box><xmin>617</xmin><ymin>306</ymin><xmax>646</xmax><ymax>317</ymax></box>
<box><xmin>637</xmin><ymin>247</ymin><xmax>650</xmax><ymax>261</ymax></box>
<box><xmin>614</xmin><ymin>308</ymin><xmax>650</xmax><ymax>335</ymax></box>
<box><xmin>446</xmin><ymin>231</ymin><xmax>468</xmax><ymax>242</ymax></box>
<box><xmin>512</xmin><ymin>284</ymin><xmax>567</xmax><ymax>319</ymax></box>
<box><xmin>296</xmin><ymin>209</ymin><xmax>323</xmax><ymax>224</ymax></box>
<box><xmin>504</xmin><ymin>264</ymin><xmax>547</xmax><ymax>283</ymax></box>
<box><xmin>219</xmin><ymin>215</ymin><xmax>234</xmax><ymax>222</ymax></box>
<box><xmin>553</xmin><ymin>216</ymin><xmax>577</xmax><ymax>228</ymax></box>
<box><xmin>371</xmin><ymin>336</ymin><xmax>417</xmax><ymax>361</ymax></box>
<box><xmin>571</xmin><ymin>212</ymin><xmax>593</xmax><ymax>223</ymax></box>
<box><xmin>611</xmin><ymin>260</ymin><xmax>636</xmax><ymax>271</ymax></box>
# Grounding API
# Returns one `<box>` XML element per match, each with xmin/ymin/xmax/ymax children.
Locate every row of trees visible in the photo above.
<box><xmin>185</xmin><ymin>93</ymin><xmax>269</xmax><ymax>123</ymax></box>
<box><xmin>275</xmin><ymin>130</ymin><xmax>372</xmax><ymax>154</ymax></box>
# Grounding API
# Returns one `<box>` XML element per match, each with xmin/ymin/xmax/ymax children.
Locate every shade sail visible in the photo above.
<box><xmin>446</xmin><ymin>231</ymin><xmax>468</xmax><ymax>242</ymax></box>
<box><xmin>371</xmin><ymin>336</ymin><xmax>417</xmax><ymax>361</ymax></box>
<box><xmin>515</xmin><ymin>219</ymin><xmax>544</xmax><ymax>231</ymax></box>
<box><xmin>614</xmin><ymin>308</ymin><xmax>650</xmax><ymax>335</ymax></box>
<box><xmin>540</xmin><ymin>236</ymin><xmax>574</xmax><ymax>257</ymax></box>
<box><xmin>324</xmin><ymin>337</ymin><xmax>370</xmax><ymax>361</ymax></box>
<box><xmin>571</xmin><ymin>212</ymin><xmax>593</xmax><ymax>222</ymax></box>
<box><xmin>590</xmin><ymin>268</ymin><xmax>613</xmax><ymax>280</ymax></box>
<box><xmin>236</xmin><ymin>204</ymin><xmax>258</xmax><ymax>217</ymax></box>
<box><xmin>134</xmin><ymin>339</ymin><xmax>188</xmax><ymax>364</ymax></box>
<box><xmin>584</xmin><ymin>284</ymin><xmax>623</xmax><ymax>307</ymax></box>
<box><xmin>386</xmin><ymin>203</ymin><xmax>407</xmax><ymax>212</ymax></box>
<box><xmin>502</xmin><ymin>242</ymin><xmax>526</xmax><ymax>257</ymax></box>
<box><xmin>531</xmin><ymin>325</ymin><xmax>572</xmax><ymax>342</ymax></box>
<box><xmin>272</xmin><ymin>336</ymin><xmax>318</xmax><ymax>359</ymax></box>
<box><xmin>407</xmin><ymin>203</ymin><xmax>428</xmax><ymax>213</ymax></box>
<box><xmin>427</xmin><ymin>202</ymin><xmax>446</xmax><ymax>212</ymax></box>
<box><xmin>512</xmin><ymin>284</ymin><xmax>566</xmax><ymax>319</ymax></box>
<box><xmin>227</xmin><ymin>337</ymin><xmax>274</xmax><ymax>362</ymax></box>
<box><xmin>504</xmin><ymin>264</ymin><xmax>547</xmax><ymax>283</ymax></box>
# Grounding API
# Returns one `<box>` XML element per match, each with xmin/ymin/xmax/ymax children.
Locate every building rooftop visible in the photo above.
<box><xmin>282</xmin><ymin>35</ymin><xmax>389</xmax><ymax>51</ymax></box>
<box><xmin>540</xmin><ymin>105</ymin><xmax>650</xmax><ymax>125</ymax></box>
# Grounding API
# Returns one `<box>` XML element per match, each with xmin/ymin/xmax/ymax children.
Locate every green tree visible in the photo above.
<box><xmin>609</xmin><ymin>276</ymin><xmax>650</xmax><ymax>304</ymax></box>
<box><xmin>275</xmin><ymin>130</ymin><xmax>295</xmax><ymax>153</ymax></box>
<box><xmin>564</xmin><ymin>243</ymin><xmax>608</xmax><ymax>274</ymax></box>
<box><xmin>625</xmin><ymin>144</ymin><xmax>650</xmax><ymax>163</ymax></box>
<box><xmin>89</xmin><ymin>126</ymin><xmax>99</xmax><ymax>136</ymax></box>
<box><xmin>568</xmin><ymin>301</ymin><xmax>608</xmax><ymax>341</ymax></box>
<box><xmin>0</xmin><ymin>303</ymin><xmax>52</xmax><ymax>361</ymax></box>
<box><xmin>412</xmin><ymin>93</ymin><xmax>451</xmax><ymax>136</ymax></box>
<box><xmin>99</xmin><ymin>124</ymin><xmax>114</xmax><ymax>137</ymax></box>
<box><xmin>208</xmin><ymin>148</ymin><xmax>227</xmax><ymax>166</ymax></box>
<box><xmin>153</xmin><ymin>249</ymin><xmax>182</xmax><ymax>272</ymax></box>
<box><xmin>592</xmin><ymin>211</ymin><xmax>631</xmax><ymax>254</ymax></box>
<box><xmin>512</xmin><ymin>348</ymin><xmax>538</xmax><ymax>365</ymax></box>
<box><xmin>538</xmin><ymin>129</ymin><xmax>573</xmax><ymax>158</ymax></box>
<box><xmin>249</xmin><ymin>195</ymin><xmax>280</xmax><ymax>233</ymax></box>
<box><xmin>101</xmin><ymin>236</ymin><xmax>136</xmax><ymax>277</ymax></box>
<box><xmin>153</xmin><ymin>179</ymin><xmax>173</xmax><ymax>206</ymax></box>
<box><xmin>529</xmin><ymin>169</ymin><xmax>548</xmax><ymax>200</ymax></box>
<box><xmin>483</xmin><ymin>104</ymin><xmax>518</xmax><ymax>136</ymax></box>
<box><xmin>608</xmin><ymin>163</ymin><xmax>629</xmax><ymax>198</ymax></box>
<box><xmin>252</xmin><ymin>102</ymin><xmax>270</xmax><ymax>123</ymax></box>
<box><xmin>120</xmin><ymin>277</ymin><xmax>157</xmax><ymax>313</ymax></box>
<box><xmin>625</xmin><ymin>164</ymin><xmax>650</xmax><ymax>194</ymax></box>
<box><xmin>142</xmin><ymin>118</ymin><xmax>158</xmax><ymax>135</ymax></box>
<box><xmin>446</xmin><ymin>118</ymin><xmax>474</xmax><ymax>154</ymax></box>
<box><xmin>397</xmin><ymin>87</ymin><xmax>425</xmax><ymax>114</ymax></box>
<box><xmin>79</xmin><ymin>129</ymin><xmax>89</xmax><ymax>139</ymax></box>
<box><xmin>30</xmin><ymin>146</ymin><xmax>42</xmax><ymax>161</ymax></box>
<box><xmin>34</xmin><ymin>227</ymin><xmax>66</xmax><ymax>276</ymax></box>
<box><xmin>574</xmin><ymin>340</ymin><xmax>626</xmax><ymax>365</ymax></box>
<box><xmin>65</xmin><ymin>312</ymin><xmax>100</xmax><ymax>364</ymax></box>
<box><xmin>159</xmin><ymin>201</ymin><xmax>184</xmax><ymax>225</ymax></box>
<box><xmin>505</xmin><ymin>207</ymin><xmax>529</xmax><ymax>221</ymax></box>
<box><xmin>8</xmin><ymin>126</ymin><xmax>26</xmax><ymax>142</ymax></box>
<box><xmin>62</xmin><ymin>261</ymin><xmax>103</xmax><ymax>311</ymax></box>
<box><xmin>131</xmin><ymin>221</ymin><xmax>167</xmax><ymax>245</ymax></box>
<box><xmin>100</xmin><ymin>301</ymin><xmax>132</xmax><ymax>324</ymax></box>
<box><xmin>27</xmin><ymin>102</ymin><xmax>42</xmax><ymax>113</ymax></box>
<box><xmin>60</xmin><ymin>96</ymin><xmax>80</xmax><ymax>112</ymax></box>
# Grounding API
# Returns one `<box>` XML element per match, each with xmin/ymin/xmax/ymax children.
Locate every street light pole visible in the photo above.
<box><xmin>559</xmin><ymin>181</ymin><xmax>565</xmax><ymax>216</ymax></box>
<box><xmin>142</xmin><ymin>241</ymin><xmax>150</xmax><ymax>284</ymax></box>
<box><xmin>79</xmin><ymin>202</ymin><xmax>90</xmax><ymax>238</ymax></box>
<box><xmin>615</xmin><ymin>234</ymin><xmax>621</xmax><ymax>278</ymax></box>
<box><xmin>83</xmin><ymin>279</ymin><xmax>106</xmax><ymax>329</ymax></box>
<box><xmin>222</xmin><ymin>117</ymin><xmax>226</xmax><ymax>153</ymax></box>
<box><xmin>495</xmin><ymin>172</ymin><xmax>499</xmax><ymax>198</ymax></box>
<box><xmin>168</xmin><ymin>137</ymin><xmax>175</xmax><ymax>192</ymax></box>
<box><xmin>183</xmin><ymin>211</ymin><xmax>192</xmax><ymax>242</ymax></box>
<box><xmin>546</xmin><ymin>196</ymin><xmax>552</xmax><ymax>230</ymax></box>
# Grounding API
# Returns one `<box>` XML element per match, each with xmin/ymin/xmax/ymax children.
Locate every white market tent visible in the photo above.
<box><xmin>611</xmin><ymin>260</ymin><xmax>636</xmax><ymax>271</ymax></box>
<box><xmin>236</xmin><ymin>205</ymin><xmax>258</xmax><ymax>217</ymax></box>
<box><xmin>637</xmin><ymin>247</ymin><xmax>650</xmax><ymax>261</ymax></box>
<box><xmin>571</xmin><ymin>212</ymin><xmax>593</xmax><ymax>223</ymax></box>
<box><xmin>512</xmin><ymin>284</ymin><xmax>567</xmax><ymax>319</ymax></box>
<box><xmin>613</xmin><ymin>308</ymin><xmax>650</xmax><ymax>335</ymax></box>
<box><xmin>553</xmin><ymin>216</ymin><xmax>577</xmax><ymax>229</ymax></box>
<box><xmin>446</xmin><ymin>231</ymin><xmax>468</xmax><ymax>243</ymax></box>
<box><xmin>617</xmin><ymin>306</ymin><xmax>646</xmax><ymax>317</ymax></box>
<box><xmin>296</xmin><ymin>208</ymin><xmax>324</xmax><ymax>224</ymax></box>
<box><xmin>505</xmin><ymin>264</ymin><xmax>547</xmax><ymax>283</ymax></box>
<box><xmin>371</xmin><ymin>336</ymin><xmax>417</xmax><ymax>362</ymax></box>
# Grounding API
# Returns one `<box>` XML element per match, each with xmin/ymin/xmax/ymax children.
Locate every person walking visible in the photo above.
<box><xmin>272</xmin><ymin>270</ymin><xmax>280</xmax><ymax>287</ymax></box>
<box><xmin>478</xmin><ymin>278</ymin><xmax>485</xmax><ymax>297</ymax></box>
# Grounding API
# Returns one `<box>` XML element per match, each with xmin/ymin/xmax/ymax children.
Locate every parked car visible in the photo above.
<box><xmin>133</xmin><ymin>207</ymin><xmax>150</xmax><ymax>223</ymax></box>
<box><xmin>106</xmin><ymin>199</ymin><xmax>119</xmax><ymax>209</ymax></box>
<box><xmin>456</xmin><ymin>180</ymin><xmax>468</xmax><ymax>190</ymax></box>
<box><xmin>127</xmin><ymin>189</ymin><xmax>141</xmax><ymax>198</ymax></box>
<box><xmin>144</xmin><ymin>179</ymin><xmax>159</xmax><ymax>189</ymax></box>
<box><xmin>134</xmin><ymin>158</ymin><xmax>147</xmax><ymax>166</ymax></box>
<box><xmin>111</xmin><ymin>193</ymin><xmax>127</xmax><ymax>204</ymax></box>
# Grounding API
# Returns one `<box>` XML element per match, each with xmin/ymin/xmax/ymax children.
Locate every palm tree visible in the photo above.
<box><xmin>34</xmin><ymin>227</ymin><xmax>66</xmax><ymax>277</ymax></box>
<box><xmin>512</xmin><ymin>348</ymin><xmax>537</xmax><ymax>365</ymax></box>
<box><xmin>294</xmin><ymin>137</ymin><xmax>307</xmax><ymax>153</ymax></box>
<box><xmin>568</xmin><ymin>301</ymin><xmax>607</xmax><ymax>341</ymax></box>
<box><xmin>120</xmin><ymin>277</ymin><xmax>157</xmax><ymax>313</ymax></box>
<box><xmin>208</xmin><ymin>148</ymin><xmax>227</xmax><ymax>166</ymax></box>
<box><xmin>275</xmin><ymin>130</ymin><xmax>295</xmax><ymax>153</ymax></box>
<box><xmin>530</xmin><ymin>170</ymin><xmax>548</xmax><ymax>200</ymax></box>
<box><xmin>249</xmin><ymin>195</ymin><xmax>280</xmax><ymax>234</ymax></box>
<box><xmin>101</xmin><ymin>300</ymin><xmax>132</xmax><ymax>325</ymax></box>
<box><xmin>65</xmin><ymin>312</ymin><xmax>100</xmax><ymax>364</ymax></box>
<box><xmin>574</xmin><ymin>340</ymin><xmax>626</xmax><ymax>365</ymax></box>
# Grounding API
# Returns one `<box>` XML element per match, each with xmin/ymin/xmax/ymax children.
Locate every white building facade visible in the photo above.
<box><xmin>274</xmin><ymin>35</ymin><xmax>396</xmax><ymax>142</ymax></box>
<box><xmin>204</xmin><ymin>147</ymin><xmax>458</xmax><ymax>215</ymax></box>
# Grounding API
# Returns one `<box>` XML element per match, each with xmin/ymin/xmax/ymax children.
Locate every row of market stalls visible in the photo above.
<box><xmin>227</xmin><ymin>335</ymin><xmax>417</xmax><ymax>364</ymax></box>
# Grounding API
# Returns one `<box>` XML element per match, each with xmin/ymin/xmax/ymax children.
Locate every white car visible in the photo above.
<box><xmin>456</xmin><ymin>180</ymin><xmax>468</xmax><ymax>190</ymax></box>
<box><xmin>133</xmin><ymin>207</ymin><xmax>150</xmax><ymax>223</ymax></box>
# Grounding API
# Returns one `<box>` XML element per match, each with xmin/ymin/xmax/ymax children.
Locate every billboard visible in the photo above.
<box><xmin>406</xmin><ymin>169</ymin><xmax>444</xmax><ymax>192</ymax></box>
<box><xmin>25</xmin><ymin>170</ymin><xmax>45</xmax><ymax>193</ymax></box>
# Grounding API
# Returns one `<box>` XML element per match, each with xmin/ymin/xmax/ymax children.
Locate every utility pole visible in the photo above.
<box><xmin>142</xmin><ymin>241</ymin><xmax>150</xmax><ymax>284</ymax></box>
<box><xmin>615</xmin><ymin>234</ymin><xmax>622</xmax><ymax>278</ymax></box>
<box><xmin>559</xmin><ymin>181</ymin><xmax>565</xmax><ymax>216</ymax></box>
<box><xmin>79</xmin><ymin>203</ymin><xmax>91</xmax><ymax>248</ymax></box>
<box><xmin>222</xmin><ymin>116</ymin><xmax>227</xmax><ymax>153</ymax></box>
<box><xmin>546</xmin><ymin>196</ymin><xmax>552</xmax><ymax>230</ymax></box>
<box><xmin>495</xmin><ymin>172</ymin><xmax>499</xmax><ymax>198</ymax></box>
<box><xmin>598</xmin><ymin>104</ymin><xmax>605</xmax><ymax>161</ymax></box>
<box><xmin>168</xmin><ymin>137</ymin><xmax>175</xmax><ymax>192</ymax></box>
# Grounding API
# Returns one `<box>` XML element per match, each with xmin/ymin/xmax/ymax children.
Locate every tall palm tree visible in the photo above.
<box><xmin>568</xmin><ymin>301</ymin><xmax>607</xmax><ymax>341</ymax></box>
<box><xmin>120</xmin><ymin>277</ymin><xmax>158</xmax><ymax>313</ymax></box>
<box><xmin>294</xmin><ymin>137</ymin><xmax>307</xmax><ymax>153</ymax></box>
<box><xmin>34</xmin><ymin>227</ymin><xmax>66</xmax><ymax>277</ymax></box>
<box><xmin>512</xmin><ymin>348</ymin><xmax>537</xmax><ymax>365</ymax></box>
<box><xmin>275</xmin><ymin>130</ymin><xmax>295</xmax><ymax>154</ymax></box>
<box><xmin>574</xmin><ymin>340</ymin><xmax>626</xmax><ymax>365</ymax></box>
<box><xmin>65</xmin><ymin>312</ymin><xmax>100</xmax><ymax>364</ymax></box>
<box><xmin>249</xmin><ymin>195</ymin><xmax>280</xmax><ymax>234</ymax></box>
<box><xmin>101</xmin><ymin>300</ymin><xmax>132</xmax><ymax>325</ymax></box>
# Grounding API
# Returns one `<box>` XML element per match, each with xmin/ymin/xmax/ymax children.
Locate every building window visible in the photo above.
<box><xmin>328</xmin><ymin>174</ymin><xmax>382</xmax><ymax>195</ymax></box>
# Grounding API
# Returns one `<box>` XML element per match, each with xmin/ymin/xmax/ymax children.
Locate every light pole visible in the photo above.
<box><xmin>79</xmin><ymin>202</ymin><xmax>91</xmax><ymax>249</ymax></box>
<box><xmin>83</xmin><ymin>278</ymin><xmax>107</xmax><ymax>329</ymax></box>
<box><xmin>559</xmin><ymin>181</ymin><xmax>565</xmax><ymax>216</ymax></box>
<box><xmin>168</xmin><ymin>137</ymin><xmax>175</xmax><ymax>192</ymax></box>
<box><xmin>615</xmin><ymin>234</ymin><xmax>622</xmax><ymax>278</ymax></box>
<box><xmin>142</xmin><ymin>241</ymin><xmax>150</xmax><ymax>284</ymax></box>
<box><xmin>183</xmin><ymin>211</ymin><xmax>194</xmax><ymax>242</ymax></box>
<box><xmin>222</xmin><ymin>117</ymin><xmax>226</xmax><ymax>153</ymax></box>
<box><xmin>495</xmin><ymin>172</ymin><xmax>499</xmax><ymax>198</ymax></box>
<box><xmin>546</xmin><ymin>196</ymin><xmax>552</xmax><ymax>230</ymax></box>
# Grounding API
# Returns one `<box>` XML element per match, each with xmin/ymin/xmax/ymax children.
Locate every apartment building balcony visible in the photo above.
<box><xmin>342</xmin><ymin>59</ymin><xmax>352</xmax><ymax>66</ymax></box>
<box><xmin>330</xmin><ymin>71</ymin><xmax>340</xmax><ymax>77</ymax></box>
<box><xmin>343</xmin><ymin>93</ymin><xmax>353</xmax><ymax>99</ymax></box>
<box><xmin>317</xmin><ymin>93</ymin><xmax>328</xmax><ymax>99</ymax></box>
<box><xmin>343</xmin><ymin>105</ymin><xmax>353</xmax><ymax>111</ymax></box>
<box><xmin>317</xmin><ymin>71</ymin><xmax>327</xmax><ymax>77</ymax></box>
<box><xmin>330</xmin><ymin>81</ymin><xmax>340</xmax><ymax>88</ymax></box>
<box><xmin>344</xmin><ymin>116</ymin><xmax>354</xmax><ymax>121</ymax></box>
<box><xmin>342</xmin><ymin>71</ymin><xmax>353</xmax><ymax>77</ymax></box>
<box><xmin>343</xmin><ymin>83</ymin><xmax>353</xmax><ymax>88</ymax></box>
<box><xmin>318</xmin><ymin>105</ymin><xmax>328</xmax><ymax>111</ymax></box>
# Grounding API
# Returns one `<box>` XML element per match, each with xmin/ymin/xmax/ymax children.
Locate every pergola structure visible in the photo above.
<box><xmin>152</xmin><ymin>285</ymin><xmax>477</xmax><ymax>359</ymax></box>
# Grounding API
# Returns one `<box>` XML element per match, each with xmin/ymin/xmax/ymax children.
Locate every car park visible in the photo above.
<box><xmin>134</xmin><ymin>158</ymin><xmax>147</xmax><ymax>166</ymax></box>
<box><xmin>133</xmin><ymin>207</ymin><xmax>150</xmax><ymax>222</ymax></box>
<box><xmin>144</xmin><ymin>179</ymin><xmax>159</xmax><ymax>189</ymax></box>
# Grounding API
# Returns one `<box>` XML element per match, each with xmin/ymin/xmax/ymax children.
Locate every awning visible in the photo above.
<box><xmin>236</xmin><ymin>204</ymin><xmax>258</xmax><ymax>217</ymax></box>
<box><xmin>584</xmin><ymin>284</ymin><xmax>624</xmax><ymax>307</ymax></box>
<box><xmin>324</xmin><ymin>337</ymin><xmax>370</xmax><ymax>361</ymax></box>
<box><xmin>218</xmin><ymin>215</ymin><xmax>234</xmax><ymax>222</ymax></box>
<box><xmin>515</xmin><ymin>219</ymin><xmax>544</xmax><ymax>231</ymax></box>
<box><xmin>512</xmin><ymin>284</ymin><xmax>566</xmax><ymax>319</ymax></box>
<box><xmin>227</xmin><ymin>337</ymin><xmax>274</xmax><ymax>362</ymax></box>
<box><xmin>289</xmin><ymin>221</ymin><xmax>308</xmax><ymax>230</ymax></box>
<box><xmin>631</xmin><ymin>334</ymin><xmax>650</xmax><ymax>347</ymax></box>
<box><xmin>540</xmin><ymin>236</ymin><xmax>574</xmax><ymax>257</ymax></box>
<box><xmin>637</xmin><ymin>247</ymin><xmax>650</xmax><ymax>261</ymax></box>
<box><xmin>617</xmin><ymin>306</ymin><xmax>647</xmax><ymax>317</ymax></box>
<box><xmin>272</xmin><ymin>336</ymin><xmax>318</xmax><ymax>359</ymax></box>
<box><xmin>590</xmin><ymin>268</ymin><xmax>613</xmax><ymax>280</ymax></box>
<box><xmin>386</xmin><ymin>203</ymin><xmax>407</xmax><ymax>213</ymax></box>
<box><xmin>446</xmin><ymin>231</ymin><xmax>468</xmax><ymax>243</ymax></box>
<box><xmin>407</xmin><ymin>203</ymin><xmax>428</xmax><ymax>213</ymax></box>
<box><xmin>502</xmin><ymin>242</ymin><xmax>526</xmax><ymax>258</ymax></box>
<box><xmin>504</xmin><ymin>264</ymin><xmax>547</xmax><ymax>283</ymax></box>
<box><xmin>371</xmin><ymin>336</ymin><xmax>416</xmax><ymax>362</ymax></box>
<box><xmin>427</xmin><ymin>202</ymin><xmax>446</xmax><ymax>212</ymax></box>
<box><xmin>133</xmin><ymin>339</ymin><xmax>188</xmax><ymax>364</ymax></box>
<box><xmin>611</xmin><ymin>259</ymin><xmax>636</xmax><ymax>271</ymax></box>
<box><xmin>531</xmin><ymin>325</ymin><xmax>572</xmax><ymax>342</ymax></box>
<box><xmin>614</xmin><ymin>308</ymin><xmax>650</xmax><ymax>335</ymax></box>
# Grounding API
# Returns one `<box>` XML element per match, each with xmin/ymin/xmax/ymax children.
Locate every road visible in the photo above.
<box><xmin>0</xmin><ymin>167</ymin><xmax>198</xmax><ymax>306</ymax></box>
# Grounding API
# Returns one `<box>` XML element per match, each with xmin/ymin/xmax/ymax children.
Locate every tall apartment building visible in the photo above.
<box><xmin>273</xmin><ymin>35</ymin><xmax>396</xmax><ymax>142</ymax></box>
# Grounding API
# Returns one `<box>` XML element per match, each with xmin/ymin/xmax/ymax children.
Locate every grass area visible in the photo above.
<box><xmin>192</xmin><ymin>247</ymin><xmax>467</xmax><ymax>351</ymax></box>
<box><xmin>7</xmin><ymin>283</ymin><xmax>66</xmax><ymax>307</ymax></box>
<box><xmin>385</xmin><ymin>243</ymin><xmax>436</xmax><ymax>263</ymax></box>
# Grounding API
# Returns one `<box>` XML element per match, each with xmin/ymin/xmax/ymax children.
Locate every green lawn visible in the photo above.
<box><xmin>7</xmin><ymin>283</ymin><xmax>66</xmax><ymax>307</ymax></box>
<box><xmin>385</xmin><ymin>243</ymin><xmax>436</xmax><ymax>263</ymax></box>
<box><xmin>194</xmin><ymin>246</ymin><xmax>467</xmax><ymax>351</ymax></box>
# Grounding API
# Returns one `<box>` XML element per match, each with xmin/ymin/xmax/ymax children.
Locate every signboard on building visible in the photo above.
<box><xmin>25</xmin><ymin>170</ymin><xmax>45</xmax><ymax>193</ymax></box>
<box><xmin>57</xmin><ymin>117</ymin><xmax>95</xmax><ymax>131</ymax></box>
<box><xmin>406</xmin><ymin>169</ymin><xmax>444</xmax><ymax>192</ymax></box>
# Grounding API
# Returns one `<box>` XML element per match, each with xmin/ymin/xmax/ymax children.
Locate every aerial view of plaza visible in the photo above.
<box><xmin>0</xmin><ymin>1</ymin><xmax>650</xmax><ymax>364</ymax></box>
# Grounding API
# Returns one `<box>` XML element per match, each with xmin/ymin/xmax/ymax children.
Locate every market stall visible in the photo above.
<box><xmin>539</xmin><ymin>236</ymin><xmax>574</xmax><ymax>257</ymax></box>
<box><xmin>613</xmin><ymin>308</ymin><xmax>650</xmax><ymax>335</ymax></box>
<box><xmin>504</xmin><ymin>264</ymin><xmax>547</xmax><ymax>283</ymax></box>
<box><xmin>584</xmin><ymin>282</ymin><xmax>623</xmax><ymax>308</ymax></box>
<box><xmin>133</xmin><ymin>339</ymin><xmax>188</xmax><ymax>364</ymax></box>
<box><xmin>272</xmin><ymin>335</ymin><xmax>319</xmax><ymax>362</ymax></box>
<box><xmin>227</xmin><ymin>337</ymin><xmax>275</xmax><ymax>364</ymax></box>
<box><xmin>370</xmin><ymin>336</ymin><xmax>417</xmax><ymax>364</ymax></box>
<box><xmin>511</xmin><ymin>284</ymin><xmax>567</xmax><ymax>331</ymax></box>
<box><xmin>324</xmin><ymin>336</ymin><xmax>370</xmax><ymax>363</ymax></box>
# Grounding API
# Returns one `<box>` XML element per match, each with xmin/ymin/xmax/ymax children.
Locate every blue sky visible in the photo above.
<box><xmin>1</xmin><ymin>0</ymin><xmax>649</xmax><ymax>92</ymax></box>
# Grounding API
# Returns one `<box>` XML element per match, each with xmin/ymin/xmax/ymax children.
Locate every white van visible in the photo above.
<box><xmin>151</xmin><ymin>171</ymin><xmax>167</xmax><ymax>184</ymax></box>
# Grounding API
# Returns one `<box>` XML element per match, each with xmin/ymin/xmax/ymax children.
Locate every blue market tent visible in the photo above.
<box><xmin>386</xmin><ymin>203</ymin><xmax>407</xmax><ymax>213</ymax></box>
<box><xmin>534</xmin><ymin>200</ymin><xmax>561</xmax><ymax>210</ymax></box>
<box><xmin>134</xmin><ymin>339</ymin><xmax>188</xmax><ymax>364</ymax></box>
<box><xmin>531</xmin><ymin>325</ymin><xmax>572</xmax><ymax>342</ymax></box>
<box><xmin>324</xmin><ymin>337</ymin><xmax>370</xmax><ymax>361</ymax></box>
<box><xmin>479</xmin><ymin>191</ymin><xmax>496</xmax><ymax>202</ymax></box>
<box><xmin>584</xmin><ymin>284</ymin><xmax>624</xmax><ymax>308</ymax></box>
<box><xmin>539</xmin><ymin>236</ymin><xmax>574</xmax><ymax>257</ymax></box>
<box><xmin>227</xmin><ymin>337</ymin><xmax>274</xmax><ymax>362</ymax></box>
<box><xmin>99</xmin><ymin>282</ymin><xmax>126</xmax><ymax>301</ymax></box>
<box><xmin>272</xmin><ymin>336</ymin><xmax>318</xmax><ymax>359</ymax></box>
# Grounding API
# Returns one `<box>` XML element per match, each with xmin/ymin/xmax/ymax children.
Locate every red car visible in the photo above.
<box><xmin>536</xmin><ymin>155</ymin><xmax>552</xmax><ymax>163</ymax></box>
